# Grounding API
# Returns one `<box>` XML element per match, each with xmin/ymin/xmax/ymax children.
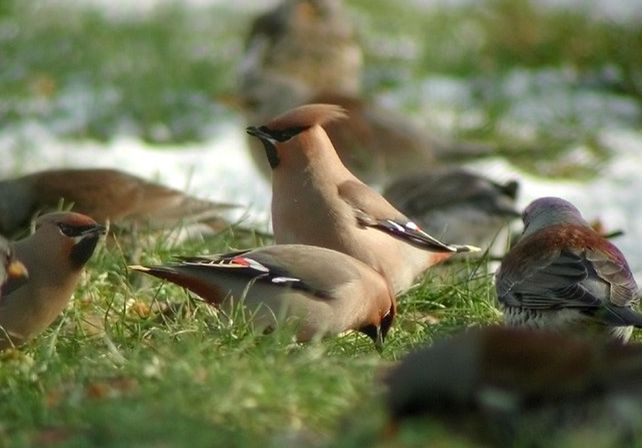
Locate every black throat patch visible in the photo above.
<box><xmin>260</xmin><ymin>139</ymin><xmax>280</xmax><ymax>169</ymax></box>
<box><xmin>70</xmin><ymin>234</ymin><xmax>100</xmax><ymax>269</ymax></box>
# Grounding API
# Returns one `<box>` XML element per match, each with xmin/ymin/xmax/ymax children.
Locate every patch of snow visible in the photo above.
<box><xmin>468</xmin><ymin>127</ymin><xmax>642</xmax><ymax>278</ymax></box>
<box><xmin>1</xmin><ymin>120</ymin><xmax>272</xmax><ymax>231</ymax></box>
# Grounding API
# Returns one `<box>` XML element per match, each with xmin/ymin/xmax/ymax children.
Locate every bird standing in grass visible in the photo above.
<box><xmin>386</xmin><ymin>326</ymin><xmax>642</xmax><ymax>446</ymax></box>
<box><xmin>246</xmin><ymin>103</ymin><xmax>478</xmax><ymax>294</ymax></box>
<box><xmin>0</xmin><ymin>236</ymin><xmax>28</xmax><ymax>298</ymax></box>
<box><xmin>496</xmin><ymin>197</ymin><xmax>641</xmax><ymax>342</ymax></box>
<box><xmin>0</xmin><ymin>212</ymin><xmax>105</xmax><ymax>349</ymax></box>
<box><xmin>130</xmin><ymin>244</ymin><xmax>395</xmax><ymax>349</ymax></box>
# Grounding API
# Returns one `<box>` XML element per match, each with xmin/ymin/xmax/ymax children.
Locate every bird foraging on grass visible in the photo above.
<box><xmin>130</xmin><ymin>244</ymin><xmax>395</xmax><ymax>349</ymax></box>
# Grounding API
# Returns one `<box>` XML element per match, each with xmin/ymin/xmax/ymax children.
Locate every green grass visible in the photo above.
<box><xmin>0</xmin><ymin>227</ymin><xmax>497</xmax><ymax>447</ymax></box>
<box><xmin>1</xmin><ymin>0</ymin><xmax>641</xmax><ymax>446</ymax></box>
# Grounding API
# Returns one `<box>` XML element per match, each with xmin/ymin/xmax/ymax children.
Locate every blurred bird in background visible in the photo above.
<box><xmin>384</xmin><ymin>168</ymin><xmax>520</xmax><ymax>254</ymax></box>
<box><xmin>236</xmin><ymin>0</ymin><xmax>493</xmax><ymax>186</ymax></box>
<box><xmin>0</xmin><ymin>168</ymin><xmax>239</xmax><ymax>238</ymax></box>
<box><xmin>386</xmin><ymin>326</ymin><xmax>642</xmax><ymax>446</ymax></box>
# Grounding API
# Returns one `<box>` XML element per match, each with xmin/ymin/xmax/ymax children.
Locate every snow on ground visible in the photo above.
<box><xmin>4</xmin><ymin>119</ymin><xmax>642</xmax><ymax>277</ymax></box>
<box><xmin>1</xmin><ymin>120</ymin><xmax>273</xmax><ymax>231</ymax></box>
<box><xmin>468</xmin><ymin>128</ymin><xmax>642</xmax><ymax>278</ymax></box>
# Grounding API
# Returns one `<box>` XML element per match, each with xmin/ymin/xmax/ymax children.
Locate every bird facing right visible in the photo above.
<box><xmin>130</xmin><ymin>244</ymin><xmax>396</xmax><ymax>349</ymax></box>
<box><xmin>496</xmin><ymin>196</ymin><xmax>641</xmax><ymax>342</ymax></box>
<box><xmin>0</xmin><ymin>212</ymin><xmax>106</xmax><ymax>349</ymax></box>
<box><xmin>0</xmin><ymin>168</ymin><xmax>236</xmax><ymax>237</ymax></box>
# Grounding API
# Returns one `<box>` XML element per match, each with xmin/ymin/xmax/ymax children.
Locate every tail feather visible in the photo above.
<box><xmin>599</xmin><ymin>305</ymin><xmax>642</xmax><ymax>328</ymax></box>
<box><xmin>129</xmin><ymin>264</ymin><xmax>225</xmax><ymax>305</ymax></box>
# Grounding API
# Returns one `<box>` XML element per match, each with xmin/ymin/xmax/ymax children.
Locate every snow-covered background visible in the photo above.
<box><xmin>3</xmin><ymin>0</ymin><xmax>642</xmax><ymax>275</ymax></box>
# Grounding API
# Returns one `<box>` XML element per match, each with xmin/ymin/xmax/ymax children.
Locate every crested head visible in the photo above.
<box><xmin>35</xmin><ymin>211</ymin><xmax>99</xmax><ymax>229</ymax></box>
<box><xmin>266</xmin><ymin>103</ymin><xmax>348</xmax><ymax>133</ymax></box>
<box><xmin>522</xmin><ymin>197</ymin><xmax>588</xmax><ymax>236</ymax></box>
<box><xmin>32</xmin><ymin>212</ymin><xmax>106</xmax><ymax>269</ymax></box>
<box><xmin>246</xmin><ymin>103</ymin><xmax>348</xmax><ymax>169</ymax></box>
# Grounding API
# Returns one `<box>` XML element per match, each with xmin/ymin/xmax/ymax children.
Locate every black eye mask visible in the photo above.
<box><xmin>56</xmin><ymin>222</ymin><xmax>105</xmax><ymax>269</ymax></box>
<box><xmin>256</xmin><ymin>125</ymin><xmax>307</xmax><ymax>142</ymax></box>
<box><xmin>58</xmin><ymin>223</ymin><xmax>100</xmax><ymax>238</ymax></box>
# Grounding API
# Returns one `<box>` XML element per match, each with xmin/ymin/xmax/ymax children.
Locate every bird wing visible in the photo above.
<box><xmin>31</xmin><ymin>169</ymin><xmax>238</xmax><ymax>226</ymax></box>
<box><xmin>498</xmin><ymin>247</ymin><xmax>639</xmax><ymax>319</ymax></box>
<box><xmin>586</xmin><ymin>247</ymin><xmax>639</xmax><ymax>307</ymax></box>
<box><xmin>168</xmin><ymin>251</ymin><xmax>334</xmax><ymax>300</ymax></box>
<box><xmin>337</xmin><ymin>180</ymin><xmax>478</xmax><ymax>253</ymax></box>
<box><xmin>497</xmin><ymin>249</ymin><xmax>599</xmax><ymax>310</ymax></box>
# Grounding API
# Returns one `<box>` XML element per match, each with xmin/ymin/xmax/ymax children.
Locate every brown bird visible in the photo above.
<box><xmin>383</xmin><ymin>167</ymin><xmax>520</xmax><ymax>252</ymax></box>
<box><xmin>496</xmin><ymin>197</ymin><xmax>641</xmax><ymax>342</ymax></box>
<box><xmin>0</xmin><ymin>212</ymin><xmax>105</xmax><ymax>349</ymax></box>
<box><xmin>0</xmin><ymin>168</ymin><xmax>237</xmax><ymax>236</ymax></box>
<box><xmin>386</xmin><ymin>326</ymin><xmax>642</xmax><ymax>446</ymax></box>
<box><xmin>246</xmin><ymin>103</ymin><xmax>478</xmax><ymax>294</ymax></box>
<box><xmin>0</xmin><ymin>235</ymin><xmax>28</xmax><ymax>298</ymax></box>
<box><xmin>130</xmin><ymin>244</ymin><xmax>395</xmax><ymax>349</ymax></box>
<box><xmin>238</xmin><ymin>0</ymin><xmax>492</xmax><ymax>185</ymax></box>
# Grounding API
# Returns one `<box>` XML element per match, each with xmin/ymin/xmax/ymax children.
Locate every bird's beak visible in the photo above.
<box><xmin>246</xmin><ymin>126</ymin><xmax>275</xmax><ymax>142</ymax></box>
<box><xmin>7</xmin><ymin>260</ymin><xmax>28</xmax><ymax>280</ymax></box>
<box><xmin>89</xmin><ymin>224</ymin><xmax>107</xmax><ymax>237</ymax></box>
<box><xmin>246</xmin><ymin>126</ymin><xmax>281</xmax><ymax>169</ymax></box>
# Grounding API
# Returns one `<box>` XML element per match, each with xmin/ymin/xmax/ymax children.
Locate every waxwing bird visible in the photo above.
<box><xmin>239</xmin><ymin>0</ymin><xmax>362</xmax><ymax>101</ymax></box>
<box><xmin>0</xmin><ymin>212</ymin><xmax>106</xmax><ymax>349</ymax></box>
<box><xmin>130</xmin><ymin>244</ymin><xmax>395</xmax><ymax>348</ymax></box>
<box><xmin>384</xmin><ymin>168</ymin><xmax>520</xmax><ymax>252</ymax></box>
<box><xmin>0</xmin><ymin>236</ymin><xmax>28</xmax><ymax>298</ymax></box>
<box><xmin>0</xmin><ymin>168</ymin><xmax>238</xmax><ymax>236</ymax></box>
<box><xmin>386</xmin><ymin>326</ymin><xmax>642</xmax><ymax>446</ymax></box>
<box><xmin>246</xmin><ymin>103</ymin><xmax>479</xmax><ymax>294</ymax></box>
<box><xmin>496</xmin><ymin>197</ymin><xmax>641</xmax><ymax>342</ymax></box>
<box><xmin>238</xmin><ymin>0</ymin><xmax>493</xmax><ymax>185</ymax></box>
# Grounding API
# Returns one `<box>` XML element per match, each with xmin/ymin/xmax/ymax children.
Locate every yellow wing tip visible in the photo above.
<box><xmin>7</xmin><ymin>260</ymin><xmax>28</xmax><ymax>279</ymax></box>
<box><xmin>128</xmin><ymin>265</ymin><xmax>150</xmax><ymax>272</ymax></box>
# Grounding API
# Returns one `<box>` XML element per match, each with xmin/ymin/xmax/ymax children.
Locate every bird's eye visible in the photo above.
<box><xmin>58</xmin><ymin>223</ymin><xmax>78</xmax><ymax>237</ymax></box>
<box><xmin>58</xmin><ymin>223</ymin><xmax>100</xmax><ymax>237</ymax></box>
